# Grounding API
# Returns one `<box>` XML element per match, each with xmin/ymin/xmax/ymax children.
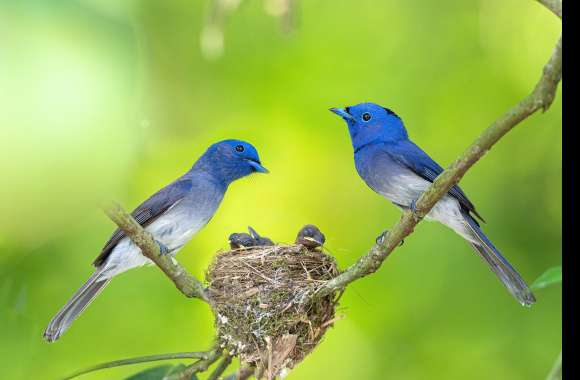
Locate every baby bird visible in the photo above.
<box><xmin>228</xmin><ymin>232</ymin><xmax>256</xmax><ymax>250</ymax></box>
<box><xmin>295</xmin><ymin>224</ymin><xmax>326</xmax><ymax>251</ymax></box>
<box><xmin>248</xmin><ymin>226</ymin><xmax>275</xmax><ymax>246</ymax></box>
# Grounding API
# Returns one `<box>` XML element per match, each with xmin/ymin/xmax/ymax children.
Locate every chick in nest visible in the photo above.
<box><xmin>229</xmin><ymin>226</ymin><xmax>274</xmax><ymax>249</ymax></box>
<box><xmin>228</xmin><ymin>232</ymin><xmax>256</xmax><ymax>249</ymax></box>
<box><xmin>295</xmin><ymin>224</ymin><xmax>326</xmax><ymax>251</ymax></box>
<box><xmin>248</xmin><ymin>226</ymin><xmax>275</xmax><ymax>246</ymax></box>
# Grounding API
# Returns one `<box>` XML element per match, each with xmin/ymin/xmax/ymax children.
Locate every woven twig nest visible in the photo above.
<box><xmin>206</xmin><ymin>244</ymin><xmax>341</xmax><ymax>379</ymax></box>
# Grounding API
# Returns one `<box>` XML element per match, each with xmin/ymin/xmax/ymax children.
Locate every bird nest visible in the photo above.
<box><xmin>206</xmin><ymin>244</ymin><xmax>341</xmax><ymax>379</ymax></box>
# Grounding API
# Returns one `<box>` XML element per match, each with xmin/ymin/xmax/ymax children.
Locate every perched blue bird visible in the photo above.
<box><xmin>44</xmin><ymin>140</ymin><xmax>268</xmax><ymax>342</ymax></box>
<box><xmin>330</xmin><ymin>103</ymin><xmax>535</xmax><ymax>306</ymax></box>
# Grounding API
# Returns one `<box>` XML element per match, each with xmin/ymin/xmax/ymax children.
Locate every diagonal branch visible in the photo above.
<box><xmin>537</xmin><ymin>0</ymin><xmax>562</xmax><ymax>19</ymax></box>
<box><xmin>103</xmin><ymin>202</ymin><xmax>208</xmax><ymax>302</ymax></box>
<box><xmin>319</xmin><ymin>21</ymin><xmax>561</xmax><ymax>296</ymax></box>
<box><xmin>207</xmin><ymin>354</ymin><xmax>234</xmax><ymax>380</ymax></box>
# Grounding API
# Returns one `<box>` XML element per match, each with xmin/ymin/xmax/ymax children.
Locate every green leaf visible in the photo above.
<box><xmin>531</xmin><ymin>266</ymin><xmax>562</xmax><ymax>290</ymax></box>
<box><xmin>124</xmin><ymin>364</ymin><xmax>195</xmax><ymax>380</ymax></box>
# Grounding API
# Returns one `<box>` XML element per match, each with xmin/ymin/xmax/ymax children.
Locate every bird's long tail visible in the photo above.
<box><xmin>43</xmin><ymin>270</ymin><xmax>111</xmax><ymax>342</ymax></box>
<box><xmin>463</xmin><ymin>213</ymin><xmax>536</xmax><ymax>306</ymax></box>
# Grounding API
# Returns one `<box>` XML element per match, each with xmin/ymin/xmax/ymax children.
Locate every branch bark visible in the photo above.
<box><xmin>167</xmin><ymin>348</ymin><xmax>223</xmax><ymax>380</ymax></box>
<box><xmin>103</xmin><ymin>202</ymin><xmax>208</xmax><ymax>301</ymax></box>
<box><xmin>538</xmin><ymin>0</ymin><xmax>562</xmax><ymax>19</ymax></box>
<box><xmin>207</xmin><ymin>354</ymin><xmax>234</xmax><ymax>380</ymax></box>
<box><xmin>319</xmin><ymin>10</ymin><xmax>561</xmax><ymax>297</ymax></box>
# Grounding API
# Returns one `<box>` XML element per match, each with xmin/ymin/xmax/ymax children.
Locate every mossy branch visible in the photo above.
<box><xmin>103</xmin><ymin>202</ymin><xmax>208</xmax><ymax>302</ymax></box>
<box><xmin>319</xmin><ymin>5</ymin><xmax>562</xmax><ymax>297</ymax></box>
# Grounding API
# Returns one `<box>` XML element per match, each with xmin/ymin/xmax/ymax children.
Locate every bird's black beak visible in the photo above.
<box><xmin>329</xmin><ymin>107</ymin><xmax>355</xmax><ymax>122</ymax></box>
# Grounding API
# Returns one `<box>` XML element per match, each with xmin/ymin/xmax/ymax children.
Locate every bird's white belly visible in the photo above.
<box><xmin>100</xmin><ymin>206</ymin><xmax>209</xmax><ymax>278</ymax></box>
<box><xmin>376</xmin><ymin>172</ymin><xmax>430</xmax><ymax>207</ymax></box>
<box><xmin>146</xmin><ymin>208</ymin><xmax>208</xmax><ymax>250</ymax></box>
<box><xmin>376</xmin><ymin>173</ymin><xmax>473</xmax><ymax>241</ymax></box>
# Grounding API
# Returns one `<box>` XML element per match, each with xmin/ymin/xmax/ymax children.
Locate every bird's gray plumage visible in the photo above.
<box><xmin>94</xmin><ymin>177</ymin><xmax>196</xmax><ymax>266</ymax></box>
<box><xmin>44</xmin><ymin>173</ymin><xmax>225</xmax><ymax>342</ymax></box>
<box><xmin>331</xmin><ymin>102</ymin><xmax>534</xmax><ymax>306</ymax></box>
<box><xmin>355</xmin><ymin>136</ymin><xmax>535</xmax><ymax>306</ymax></box>
<box><xmin>44</xmin><ymin>139</ymin><xmax>267</xmax><ymax>342</ymax></box>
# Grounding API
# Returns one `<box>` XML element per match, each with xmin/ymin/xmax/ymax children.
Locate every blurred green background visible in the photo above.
<box><xmin>0</xmin><ymin>0</ymin><xmax>561</xmax><ymax>379</ymax></box>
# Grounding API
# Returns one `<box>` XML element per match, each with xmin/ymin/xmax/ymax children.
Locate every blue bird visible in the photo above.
<box><xmin>330</xmin><ymin>103</ymin><xmax>535</xmax><ymax>306</ymax></box>
<box><xmin>44</xmin><ymin>140</ymin><xmax>268</xmax><ymax>342</ymax></box>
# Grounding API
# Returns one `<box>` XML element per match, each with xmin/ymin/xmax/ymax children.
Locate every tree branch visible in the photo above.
<box><xmin>319</xmin><ymin>12</ymin><xmax>561</xmax><ymax>297</ymax></box>
<box><xmin>224</xmin><ymin>366</ymin><xmax>255</xmax><ymax>380</ymax></box>
<box><xmin>103</xmin><ymin>202</ymin><xmax>208</xmax><ymax>302</ymax></box>
<box><xmin>537</xmin><ymin>0</ymin><xmax>562</xmax><ymax>19</ymax></box>
<box><xmin>62</xmin><ymin>352</ymin><xmax>212</xmax><ymax>380</ymax></box>
<box><xmin>207</xmin><ymin>354</ymin><xmax>234</xmax><ymax>380</ymax></box>
<box><xmin>167</xmin><ymin>348</ymin><xmax>223</xmax><ymax>380</ymax></box>
<box><xmin>546</xmin><ymin>351</ymin><xmax>562</xmax><ymax>380</ymax></box>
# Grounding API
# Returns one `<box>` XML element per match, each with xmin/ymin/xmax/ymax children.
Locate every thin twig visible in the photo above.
<box><xmin>207</xmin><ymin>354</ymin><xmax>234</xmax><ymax>380</ymax></box>
<box><xmin>546</xmin><ymin>351</ymin><xmax>562</xmax><ymax>380</ymax></box>
<box><xmin>537</xmin><ymin>0</ymin><xmax>562</xmax><ymax>18</ymax></box>
<box><xmin>222</xmin><ymin>366</ymin><xmax>255</xmax><ymax>380</ymax></box>
<box><xmin>103</xmin><ymin>202</ymin><xmax>208</xmax><ymax>301</ymax></box>
<box><xmin>61</xmin><ymin>352</ymin><xmax>211</xmax><ymax>380</ymax></box>
<box><xmin>168</xmin><ymin>349</ymin><xmax>223</xmax><ymax>380</ymax></box>
<box><xmin>318</xmin><ymin>5</ymin><xmax>562</xmax><ymax>297</ymax></box>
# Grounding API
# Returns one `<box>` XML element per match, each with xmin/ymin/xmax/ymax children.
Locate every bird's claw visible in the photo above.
<box><xmin>376</xmin><ymin>230</ymin><xmax>405</xmax><ymax>247</ymax></box>
<box><xmin>376</xmin><ymin>230</ymin><xmax>389</xmax><ymax>245</ymax></box>
<box><xmin>410</xmin><ymin>199</ymin><xmax>422</xmax><ymax>221</ymax></box>
<box><xmin>156</xmin><ymin>240</ymin><xmax>171</xmax><ymax>256</ymax></box>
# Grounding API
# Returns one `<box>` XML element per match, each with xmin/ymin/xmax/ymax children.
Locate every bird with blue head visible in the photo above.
<box><xmin>330</xmin><ymin>102</ymin><xmax>535</xmax><ymax>307</ymax></box>
<box><xmin>44</xmin><ymin>139</ymin><xmax>268</xmax><ymax>342</ymax></box>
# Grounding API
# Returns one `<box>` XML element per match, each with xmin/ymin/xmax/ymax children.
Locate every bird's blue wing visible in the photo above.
<box><xmin>383</xmin><ymin>140</ymin><xmax>485</xmax><ymax>222</ymax></box>
<box><xmin>93</xmin><ymin>177</ymin><xmax>193</xmax><ymax>266</ymax></box>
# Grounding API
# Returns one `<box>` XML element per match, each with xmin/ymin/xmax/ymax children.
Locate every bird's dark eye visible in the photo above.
<box><xmin>235</xmin><ymin>145</ymin><xmax>245</xmax><ymax>152</ymax></box>
<box><xmin>362</xmin><ymin>113</ymin><xmax>371</xmax><ymax>121</ymax></box>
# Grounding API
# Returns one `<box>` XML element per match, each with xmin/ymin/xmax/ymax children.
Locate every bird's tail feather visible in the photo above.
<box><xmin>43</xmin><ymin>270</ymin><xmax>111</xmax><ymax>342</ymax></box>
<box><xmin>463</xmin><ymin>214</ymin><xmax>536</xmax><ymax>306</ymax></box>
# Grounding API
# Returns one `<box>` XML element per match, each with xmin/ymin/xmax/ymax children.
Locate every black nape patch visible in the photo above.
<box><xmin>382</xmin><ymin>107</ymin><xmax>400</xmax><ymax>118</ymax></box>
